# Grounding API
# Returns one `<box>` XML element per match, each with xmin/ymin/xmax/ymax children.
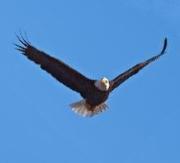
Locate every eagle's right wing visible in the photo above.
<box><xmin>109</xmin><ymin>38</ymin><xmax>167</xmax><ymax>92</ymax></box>
<box><xmin>15</xmin><ymin>36</ymin><xmax>94</xmax><ymax>96</ymax></box>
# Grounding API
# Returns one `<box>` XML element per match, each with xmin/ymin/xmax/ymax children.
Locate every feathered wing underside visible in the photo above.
<box><xmin>109</xmin><ymin>38</ymin><xmax>168</xmax><ymax>91</ymax></box>
<box><xmin>15</xmin><ymin>35</ymin><xmax>94</xmax><ymax>94</ymax></box>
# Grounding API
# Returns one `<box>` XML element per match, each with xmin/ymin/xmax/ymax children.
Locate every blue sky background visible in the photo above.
<box><xmin>0</xmin><ymin>0</ymin><xmax>180</xmax><ymax>162</ymax></box>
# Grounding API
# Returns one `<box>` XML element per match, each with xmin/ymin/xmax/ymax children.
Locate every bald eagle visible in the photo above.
<box><xmin>15</xmin><ymin>36</ymin><xmax>167</xmax><ymax>117</ymax></box>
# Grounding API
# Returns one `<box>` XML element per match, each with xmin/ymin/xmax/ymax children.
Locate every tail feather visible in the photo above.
<box><xmin>70</xmin><ymin>100</ymin><xmax>107</xmax><ymax>117</ymax></box>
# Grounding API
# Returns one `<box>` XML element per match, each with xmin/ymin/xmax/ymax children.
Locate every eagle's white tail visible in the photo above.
<box><xmin>70</xmin><ymin>100</ymin><xmax>108</xmax><ymax>117</ymax></box>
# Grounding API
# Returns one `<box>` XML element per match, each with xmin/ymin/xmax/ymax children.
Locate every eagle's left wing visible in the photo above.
<box><xmin>109</xmin><ymin>38</ymin><xmax>167</xmax><ymax>92</ymax></box>
<box><xmin>15</xmin><ymin>35</ymin><xmax>95</xmax><ymax>96</ymax></box>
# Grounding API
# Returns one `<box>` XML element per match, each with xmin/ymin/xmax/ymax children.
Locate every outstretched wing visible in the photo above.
<box><xmin>109</xmin><ymin>38</ymin><xmax>167</xmax><ymax>92</ymax></box>
<box><xmin>15</xmin><ymin>35</ymin><xmax>94</xmax><ymax>95</ymax></box>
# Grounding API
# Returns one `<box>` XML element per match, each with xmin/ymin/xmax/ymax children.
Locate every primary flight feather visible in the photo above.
<box><xmin>15</xmin><ymin>36</ymin><xmax>167</xmax><ymax>117</ymax></box>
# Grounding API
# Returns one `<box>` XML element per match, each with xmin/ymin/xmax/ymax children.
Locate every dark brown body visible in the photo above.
<box><xmin>81</xmin><ymin>81</ymin><xmax>110</xmax><ymax>107</ymax></box>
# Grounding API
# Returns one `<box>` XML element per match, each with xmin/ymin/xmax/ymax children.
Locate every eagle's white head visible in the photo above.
<box><xmin>95</xmin><ymin>77</ymin><xmax>110</xmax><ymax>91</ymax></box>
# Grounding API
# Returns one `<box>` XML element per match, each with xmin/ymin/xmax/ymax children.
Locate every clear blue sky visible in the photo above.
<box><xmin>0</xmin><ymin>0</ymin><xmax>180</xmax><ymax>162</ymax></box>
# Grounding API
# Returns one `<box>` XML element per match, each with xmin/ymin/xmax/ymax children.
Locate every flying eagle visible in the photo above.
<box><xmin>15</xmin><ymin>36</ymin><xmax>167</xmax><ymax>117</ymax></box>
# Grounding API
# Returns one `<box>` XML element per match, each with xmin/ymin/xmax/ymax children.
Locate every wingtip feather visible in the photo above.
<box><xmin>14</xmin><ymin>33</ymin><xmax>32</xmax><ymax>54</ymax></box>
<box><xmin>160</xmin><ymin>37</ymin><xmax>168</xmax><ymax>55</ymax></box>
